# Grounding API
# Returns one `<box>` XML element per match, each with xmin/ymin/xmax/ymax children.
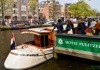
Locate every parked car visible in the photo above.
<box><xmin>22</xmin><ymin>21</ymin><xmax>30</xmax><ymax>25</ymax></box>
<box><xmin>46</xmin><ymin>20</ymin><xmax>55</xmax><ymax>24</ymax></box>
<box><xmin>10</xmin><ymin>21</ymin><xmax>16</xmax><ymax>27</ymax></box>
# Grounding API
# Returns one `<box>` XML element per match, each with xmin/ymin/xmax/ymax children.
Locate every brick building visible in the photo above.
<box><xmin>39</xmin><ymin>0</ymin><xmax>61</xmax><ymax>21</ymax></box>
<box><xmin>61</xmin><ymin>3</ymin><xmax>72</xmax><ymax>21</ymax></box>
<box><xmin>0</xmin><ymin>0</ymin><xmax>38</xmax><ymax>23</ymax></box>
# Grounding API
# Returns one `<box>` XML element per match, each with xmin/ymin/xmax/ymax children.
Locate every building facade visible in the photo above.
<box><xmin>61</xmin><ymin>4</ymin><xmax>67</xmax><ymax>21</ymax></box>
<box><xmin>39</xmin><ymin>0</ymin><xmax>61</xmax><ymax>21</ymax></box>
<box><xmin>12</xmin><ymin>0</ymin><xmax>29</xmax><ymax>20</ymax></box>
<box><xmin>0</xmin><ymin>0</ymin><xmax>70</xmax><ymax>24</ymax></box>
<box><xmin>61</xmin><ymin>3</ymin><xmax>72</xmax><ymax>21</ymax></box>
<box><xmin>0</xmin><ymin>0</ymin><xmax>38</xmax><ymax>23</ymax></box>
<box><xmin>3</xmin><ymin>0</ymin><xmax>29</xmax><ymax>21</ymax></box>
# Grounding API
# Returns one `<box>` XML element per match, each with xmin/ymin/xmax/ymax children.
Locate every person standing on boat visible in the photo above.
<box><xmin>84</xmin><ymin>17</ymin><xmax>91</xmax><ymax>34</ymax></box>
<box><xmin>65</xmin><ymin>20</ymin><xmax>74</xmax><ymax>34</ymax></box>
<box><xmin>93</xmin><ymin>19</ymin><xmax>100</xmax><ymax>35</ymax></box>
<box><xmin>52</xmin><ymin>19</ymin><xmax>63</xmax><ymax>33</ymax></box>
<box><xmin>77</xmin><ymin>18</ymin><xmax>86</xmax><ymax>34</ymax></box>
<box><xmin>90</xmin><ymin>19</ymin><xmax>96</xmax><ymax>28</ymax></box>
<box><xmin>84</xmin><ymin>17</ymin><xmax>90</xmax><ymax>28</ymax></box>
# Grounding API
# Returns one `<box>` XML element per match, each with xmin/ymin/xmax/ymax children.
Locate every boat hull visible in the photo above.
<box><xmin>4</xmin><ymin>47</ymin><xmax>53</xmax><ymax>69</ymax></box>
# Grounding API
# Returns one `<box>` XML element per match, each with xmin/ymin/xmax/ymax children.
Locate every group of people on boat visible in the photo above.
<box><xmin>52</xmin><ymin>17</ymin><xmax>100</xmax><ymax>36</ymax></box>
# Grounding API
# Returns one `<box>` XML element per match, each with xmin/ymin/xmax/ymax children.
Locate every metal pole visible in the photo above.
<box><xmin>36</xmin><ymin>0</ymin><xmax>39</xmax><ymax>20</ymax></box>
<box><xmin>18</xmin><ymin>0</ymin><xmax>21</xmax><ymax>20</ymax></box>
<box><xmin>51</xmin><ymin>0</ymin><xmax>55</xmax><ymax>19</ymax></box>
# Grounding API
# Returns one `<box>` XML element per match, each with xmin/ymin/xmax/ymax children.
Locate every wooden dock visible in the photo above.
<box><xmin>54</xmin><ymin>33</ymin><xmax>100</xmax><ymax>61</ymax></box>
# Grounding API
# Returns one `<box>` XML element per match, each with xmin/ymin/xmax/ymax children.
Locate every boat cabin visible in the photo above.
<box><xmin>20</xmin><ymin>28</ymin><xmax>54</xmax><ymax>48</ymax></box>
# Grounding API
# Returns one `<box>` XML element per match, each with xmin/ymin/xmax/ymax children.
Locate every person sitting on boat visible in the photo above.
<box><xmin>52</xmin><ymin>19</ymin><xmax>64</xmax><ymax>33</ymax></box>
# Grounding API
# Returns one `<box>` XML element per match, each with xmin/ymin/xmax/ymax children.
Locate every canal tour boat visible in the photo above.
<box><xmin>4</xmin><ymin>27</ymin><xmax>55</xmax><ymax>69</ymax></box>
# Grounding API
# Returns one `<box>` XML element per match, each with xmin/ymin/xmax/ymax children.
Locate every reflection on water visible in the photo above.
<box><xmin>0</xmin><ymin>30</ymin><xmax>100</xmax><ymax>70</ymax></box>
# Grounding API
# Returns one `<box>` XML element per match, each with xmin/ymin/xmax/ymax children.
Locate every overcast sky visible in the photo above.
<box><xmin>39</xmin><ymin>0</ymin><xmax>100</xmax><ymax>12</ymax></box>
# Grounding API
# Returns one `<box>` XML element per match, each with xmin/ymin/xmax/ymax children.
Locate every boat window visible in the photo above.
<box><xmin>24</xmin><ymin>41</ymin><xmax>34</xmax><ymax>45</ymax></box>
<box><xmin>41</xmin><ymin>35</ymin><xmax>48</xmax><ymax>47</ymax></box>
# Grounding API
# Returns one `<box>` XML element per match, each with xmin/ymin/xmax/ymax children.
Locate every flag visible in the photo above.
<box><xmin>10</xmin><ymin>32</ymin><xmax>15</xmax><ymax>50</ymax></box>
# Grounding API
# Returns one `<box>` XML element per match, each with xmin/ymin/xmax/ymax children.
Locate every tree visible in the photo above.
<box><xmin>28</xmin><ymin>0</ymin><xmax>37</xmax><ymax>16</ymax></box>
<box><xmin>96</xmin><ymin>12</ymin><xmax>100</xmax><ymax>16</ymax></box>
<box><xmin>67</xmin><ymin>0</ymin><xmax>96</xmax><ymax>17</ymax></box>
<box><xmin>0</xmin><ymin>0</ymin><xmax>11</xmax><ymax>25</ymax></box>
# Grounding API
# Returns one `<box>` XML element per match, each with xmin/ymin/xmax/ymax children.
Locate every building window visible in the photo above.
<box><xmin>13</xmin><ymin>10</ymin><xmax>18</xmax><ymax>14</ymax></box>
<box><xmin>13</xmin><ymin>4</ymin><xmax>18</xmax><ymax>8</ymax></box>
<box><xmin>14</xmin><ymin>10</ymin><xmax>16</xmax><ymax>14</ymax></box>
<box><xmin>21</xmin><ymin>5</ymin><xmax>26</xmax><ymax>9</ymax></box>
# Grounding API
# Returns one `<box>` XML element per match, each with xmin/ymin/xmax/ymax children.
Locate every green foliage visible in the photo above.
<box><xmin>67</xmin><ymin>0</ymin><xmax>96</xmax><ymax>17</ymax></box>
<box><xmin>0</xmin><ymin>0</ymin><xmax>12</xmax><ymax>25</ymax></box>
<box><xmin>28</xmin><ymin>0</ymin><xmax>37</xmax><ymax>15</ymax></box>
<box><xmin>0</xmin><ymin>0</ymin><xmax>10</xmax><ymax>9</ymax></box>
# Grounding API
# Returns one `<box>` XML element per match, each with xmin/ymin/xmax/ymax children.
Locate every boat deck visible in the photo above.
<box><xmin>16</xmin><ymin>42</ymin><xmax>53</xmax><ymax>52</ymax></box>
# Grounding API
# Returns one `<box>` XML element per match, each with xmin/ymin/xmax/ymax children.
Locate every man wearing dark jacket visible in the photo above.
<box><xmin>52</xmin><ymin>19</ymin><xmax>63</xmax><ymax>33</ymax></box>
<box><xmin>77</xmin><ymin>18</ymin><xmax>86</xmax><ymax>34</ymax></box>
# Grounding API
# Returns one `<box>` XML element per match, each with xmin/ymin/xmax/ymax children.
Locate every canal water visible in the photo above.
<box><xmin>0</xmin><ymin>30</ymin><xmax>100</xmax><ymax>70</ymax></box>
